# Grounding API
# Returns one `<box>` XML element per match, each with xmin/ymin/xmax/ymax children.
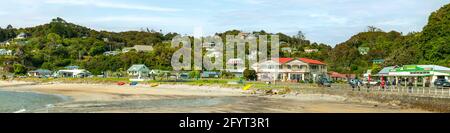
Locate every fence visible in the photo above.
<box><xmin>258</xmin><ymin>82</ymin><xmax>450</xmax><ymax>99</ymax></box>
<box><xmin>348</xmin><ymin>85</ymin><xmax>450</xmax><ymax>98</ymax></box>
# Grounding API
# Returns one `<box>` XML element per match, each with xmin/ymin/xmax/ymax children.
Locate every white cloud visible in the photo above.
<box><xmin>44</xmin><ymin>0</ymin><xmax>181</xmax><ymax>12</ymax></box>
<box><xmin>89</xmin><ymin>16</ymin><xmax>203</xmax><ymax>26</ymax></box>
<box><xmin>308</xmin><ymin>13</ymin><xmax>349</xmax><ymax>25</ymax></box>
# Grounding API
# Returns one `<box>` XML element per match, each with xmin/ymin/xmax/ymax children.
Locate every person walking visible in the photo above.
<box><xmin>408</xmin><ymin>78</ymin><xmax>413</xmax><ymax>93</ymax></box>
<box><xmin>350</xmin><ymin>79</ymin><xmax>356</xmax><ymax>91</ymax></box>
<box><xmin>357</xmin><ymin>79</ymin><xmax>362</xmax><ymax>91</ymax></box>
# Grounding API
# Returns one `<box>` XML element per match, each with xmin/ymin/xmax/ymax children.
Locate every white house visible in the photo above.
<box><xmin>122</xmin><ymin>45</ymin><xmax>154</xmax><ymax>53</ymax></box>
<box><xmin>0</xmin><ymin>40</ymin><xmax>11</xmax><ymax>46</ymax></box>
<box><xmin>252</xmin><ymin>58</ymin><xmax>327</xmax><ymax>82</ymax></box>
<box><xmin>226</xmin><ymin>58</ymin><xmax>245</xmax><ymax>77</ymax></box>
<box><xmin>304</xmin><ymin>49</ymin><xmax>319</xmax><ymax>53</ymax></box>
<box><xmin>28</xmin><ymin>69</ymin><xmax>52</xmax><ymax>77</ymax></box>
<box><xmin>0</xmin><ymin>49</ymin><xmax>13</xmax><ymax>56</ymax></box>
<box><xmin>56</xmin><ymin>69</ymin><xmax>91</xmax><ymax>78</ymax></box>
<box><xmin>127</xmin><ymin>64</ymin><xmax>150</xmax><ymax>79</ymax></box>
<box><xmin>103</xmin><ymin>51</ymin><xmax>120</xmax><ymax>56</ymax></box>
<box><xmin>15</xmin><ymin>32</ymin><xmax>28</xmax><ymax>40</ymax></box>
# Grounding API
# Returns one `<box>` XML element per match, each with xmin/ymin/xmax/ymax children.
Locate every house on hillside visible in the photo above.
<box><xmin>0</xmin><ymin>40</ymin><xmax>11</xmax><ymax>46</ymax></box>
<box><xmin>281</xmin><ymin>47</ymin><xmax>292</xmax><ymax>53</ymax></box>
<box><xmin>304</xmin><ymin>49</ymin><xmax>318</xmax><ymax>53</ymax></box>
<box><xmin>103</xmin><ymin>51</ymin><xmax>120</xmax><ymax>56</ymax></box>
<box><xmin>122</xmin><ymin>47</ymin><xmax>134</xmax><ymax>53</ymax></box>
<box><xmin>372</xmin><ymin>59</ymin><xmax>385</xmax><ymax>64</ymax></box>
<box><xmin>237</xmin><ymin>32</ymin><xmax>251</xmax><ymax>39</ymax></box>
<box><xmin>133</xmin><ymin>45</ymin><xmax>153</xmax><ymax>52</ymax></box>
<box><xmin>122</xmin><ymin>45</ymin><xmax>154</xmax><ymax>53</ymax></box>
<box><xmin>0</xmin><ymin>49</ymin><xmax>13</xmax><ymax>56</ymax></box>
<box><xmin>358</xmin><ymin>47</ymin><xmax>370</xmax><ymax>55</ymax></box>
<box><xmin>15</xmin><ymin>32</ymin><xmax>29</xmax><ymax>40</ymax></box>
<box><xmin>203</xmin><ymin>42</ymin><xmax>216</xmax><ymax>49</ymax></box>
<box><xmin>225</xmin><ymin>58</ymin><xmax>245</xmax><ymax>77</ymax></box>
<box><xmin>127</xmin><ymin>64</ymin><xmax>150</xmax><ymax>79</ymax></box>
<box><xmin>247</xmin><ymin>51</ymin><xmax>260</xmax><ymax>61</ymax></box>
<box><xmin>251</xmin><ymin>58</ymin><xmax>327</xmax><ymax>82</ymax></box>
<box><xmin>65</xmin><ymin>65</ymin><xmax>80</xmax><ymax>70</ymax></box>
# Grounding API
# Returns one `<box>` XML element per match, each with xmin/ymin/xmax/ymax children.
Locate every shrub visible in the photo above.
<box><xmin>243</xmin><ymin>69</ymin><xmax>257</xmax><ymax>81</ymax></box>
<box><xmin>220</xmin><ymin>71</ymin><xmax>234</xmax><ymax>79</ymax></box>
<box><xmin>188</xmin><ymin>70</ymin><xmax>201</xmax><ymax>79</ymax></box>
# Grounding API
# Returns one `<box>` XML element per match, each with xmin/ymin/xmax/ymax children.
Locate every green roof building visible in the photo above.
<box><xmin>377</xmin><ymin>65</ymin><xmax>450</xmax><ymax>87</ymax></box>
<box><xmin>127</xmin><ymin>64</ymin><xmax>150</xmax><ymax>79</ymax></box>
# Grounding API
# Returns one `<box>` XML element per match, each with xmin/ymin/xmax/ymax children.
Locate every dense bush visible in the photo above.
<box><xmin>243</xmin><ymin>69</ymin><xmax>257</xmax><ymax>81</ymax></box>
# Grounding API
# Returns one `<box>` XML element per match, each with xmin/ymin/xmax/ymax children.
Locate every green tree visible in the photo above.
<box><xmin>188</xmin><ymin>70</ymin><xmax>201</xmax><ymax>79</ymax></box>
<box><xmin>46</xmin><ymin>33</ymin><xmax>62</xmax><ymax>45</ymax></box>
<box><xmin>13</xmin><ymin>64</ymin><xmax>27</xmax><ymax>75</ymax></box>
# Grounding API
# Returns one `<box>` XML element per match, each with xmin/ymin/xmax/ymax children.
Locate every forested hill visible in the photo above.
<box><xmin>328</xmin><ymin>30</ymin><xmax>403</xmax><ymax>74</ymax></box>
<box><xmin>0</xmin><ymin>17</ymin><xmax>179</xmax><ymax>75</ymax></box>
<box><xmin>0</xmin><ymin>3</ymin><xmax>449</xmax><ymax>76</ymax></box>
<box><xmin>328</xmin><ymin>3</ymin><xmax>450</xmax><ymax>74</ymax></box>
<box><xmin>0</xmin><ymin>17</ymin><xmax>331</xmax><ymax>75</ymax></box>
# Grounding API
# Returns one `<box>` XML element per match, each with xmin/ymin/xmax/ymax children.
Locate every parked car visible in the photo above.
<box><xmin>317</xmin><ymin>78</ymin><xmax>331</xmax><ymax>87</ymax></box>
<box><xmin>434</xmin><ymin>79</ymin><xmax>450</xmax><ymax>88</ymax></box>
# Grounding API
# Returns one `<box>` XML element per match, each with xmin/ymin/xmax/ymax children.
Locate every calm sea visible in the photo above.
<box><xmin>0</xmin><ymin>89</ymin><xmax>68</xmax><ymax>113</ymax></box>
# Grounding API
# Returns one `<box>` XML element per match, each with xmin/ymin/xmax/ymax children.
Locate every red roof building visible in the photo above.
<box><xmin>253</xmin><ymin>58</ymin><xmax>328</xmax><ymax>82</ymax></box>
<box><xmin>273</xmin><ymin>58</ymin><xmax>326</xmax><ymax>65</ymax></box>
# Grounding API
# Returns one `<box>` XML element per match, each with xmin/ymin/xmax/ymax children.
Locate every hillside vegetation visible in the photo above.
<box><xmin>0</xmin><ymin>3</ymin><xmax>449</xmax><ymax>75</ymax></box>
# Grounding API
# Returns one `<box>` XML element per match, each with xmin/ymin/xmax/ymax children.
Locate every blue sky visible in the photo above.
<box><xmin>0</xmin><ymin>0</ymin><xmax>449</xmax><ymax>46</ymax></box>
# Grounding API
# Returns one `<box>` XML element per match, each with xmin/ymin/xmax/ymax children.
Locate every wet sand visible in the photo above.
<box><xmin>0</xmin><ymin>81</ymin><xmax>428</xmax><ymax>113</ymax></box>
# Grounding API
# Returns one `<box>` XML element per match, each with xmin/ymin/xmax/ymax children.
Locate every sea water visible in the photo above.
<box><xmin>0</xmin><ymin>89</ymin><xmax>68</xmax><ymax>113</ymax></box>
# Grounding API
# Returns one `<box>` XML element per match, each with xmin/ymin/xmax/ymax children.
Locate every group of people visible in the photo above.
<box><xmin>348</xmin><ymin>76</ymin><xmax>415</xmax><ymax>93</ymax></box>
<box><xmin>349</xmin><ymin>78</ymin><xmax>363</xmax><ymax>91</ymax></box>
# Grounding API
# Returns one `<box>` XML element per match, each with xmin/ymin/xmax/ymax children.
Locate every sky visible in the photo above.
<box><xmin>0</xmin><ymin>0</ymin><xmax>449</xmax><ymax>46</ymax></box>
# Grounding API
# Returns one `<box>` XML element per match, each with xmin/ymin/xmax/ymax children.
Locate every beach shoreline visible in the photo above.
<box><xmin>0</xmin><ymin>80</ymin><xmax>429</xmax><ymax>113</ymax></box>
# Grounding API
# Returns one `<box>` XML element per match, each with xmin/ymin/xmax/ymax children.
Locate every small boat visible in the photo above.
<box><xmin>117</xmin><ymin>82</ymin><xmax>126</xmax><ymax>86</ymax></box>
<box><xmin>130</xmin><ymin>81</ymin><xmax>138</xmax><ymax>86</ymax></box>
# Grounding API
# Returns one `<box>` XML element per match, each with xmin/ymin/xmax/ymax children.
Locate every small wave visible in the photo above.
<box><xmin>13</xmin><ymin>109</ymin><xmax>26</xmax><ymax>113</ymax></box>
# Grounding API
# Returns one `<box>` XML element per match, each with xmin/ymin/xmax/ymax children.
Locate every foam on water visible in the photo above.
<box><xmin>0</xmin><ymin>90</ymin><xmax>68</xmax><ymax>113</ymax></box>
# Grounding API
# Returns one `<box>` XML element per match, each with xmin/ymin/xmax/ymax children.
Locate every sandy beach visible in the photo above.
<box><xmin>0</xmin><ymin>80</ymin><xmax>428</xmax><ymax>113</ymax></box>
